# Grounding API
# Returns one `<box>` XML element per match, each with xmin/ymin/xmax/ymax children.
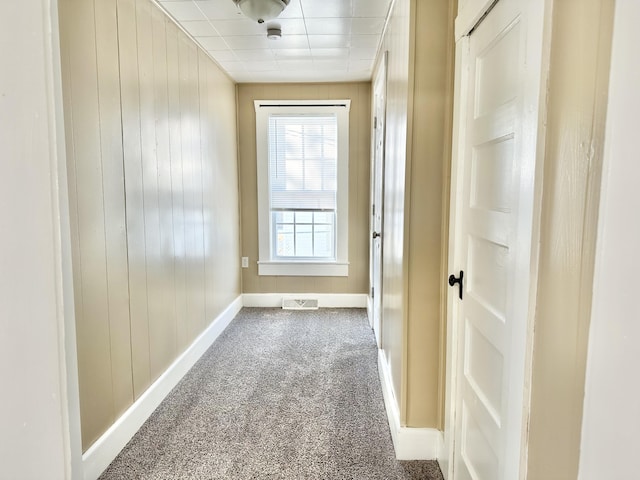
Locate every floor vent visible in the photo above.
<box><xmin>282</xmin><ymin>298</ymin><xmax>319</xmax><ymax>310</ymax></box>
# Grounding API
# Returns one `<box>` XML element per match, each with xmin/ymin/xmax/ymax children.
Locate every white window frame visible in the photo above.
<box><xmin>255</xmin><ymin>99</ymin><xmax>350</xmax><ymax>276</ymax></box>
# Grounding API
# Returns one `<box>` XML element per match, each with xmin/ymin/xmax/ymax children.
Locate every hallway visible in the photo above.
<box><xmin>100</xmin><ymin>308</ymin><xmax>442</xmax><ymax>479</ymax></box>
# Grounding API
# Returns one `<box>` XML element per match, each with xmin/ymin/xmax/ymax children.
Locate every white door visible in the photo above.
<box><xmin>447</xmin><ymin>0</ymin><xmax>547</xmax><ymax>478</ymax></box>
<box><xmin>370</xmin><ymin>53</ymin><xmax>387</xmax><ymax>348</ymax></box>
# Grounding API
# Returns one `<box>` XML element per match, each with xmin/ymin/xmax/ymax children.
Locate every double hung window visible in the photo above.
<box><xmin>255</xmin><ymin>100</ymin><xmax>350</xmax><ymax>276</ymax></box>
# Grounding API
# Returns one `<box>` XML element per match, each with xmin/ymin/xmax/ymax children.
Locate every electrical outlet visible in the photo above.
<box><xmin>241</xmin><ymin>257</ymin><xmax>249</xmax><ymax>268</ymax></box>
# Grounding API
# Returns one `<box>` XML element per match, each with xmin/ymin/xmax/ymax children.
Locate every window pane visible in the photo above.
<box><xmin>314</xmin><ymin>211</ymin><xmax>333</xmax><ymax>224</ymax></box>
<box><xmin>276</xmin><ymin>223</ymin><xmax>295</xmax><ymax>257</ymax></box>
<box><xmin>295</xmin><ymin>211</ymin><xmax>313</xmax><ymax>224</ymax></box>
<box><xmin>295</xmin><ymin>224</ymin><xmax>313</xmax><ymax>257</ymax></box>
<box><xmin>314</xmin><ymin>224</ymin><xmax>334</xmax><ymax>257</ymax></box>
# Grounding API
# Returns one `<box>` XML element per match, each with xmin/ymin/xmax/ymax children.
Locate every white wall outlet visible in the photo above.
<box><xmin>241</xmin><ymin>257</ymin><xmax>249</xmax><ymax>268</ymax></box>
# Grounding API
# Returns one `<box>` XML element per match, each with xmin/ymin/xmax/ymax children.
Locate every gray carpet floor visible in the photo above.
<box><xmin>100</xmin><ymin>308</ymin><xmax>444</xmax><ymax>479</ymax></box>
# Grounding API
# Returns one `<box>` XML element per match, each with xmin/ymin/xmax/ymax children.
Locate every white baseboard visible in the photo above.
<box><xmin>378</xmin><ymin>350</ymin><xmax>443</xmax><ymax>460</ymax></box>
<box><xmin>82</xmin><ymin>295</ymin><xmax>243</xmax><ymax>480</ymax></box>
<box><xmin>242</xmin><ymin>293</ymin><xmax>367</xmax><ymax>308</ymax></box>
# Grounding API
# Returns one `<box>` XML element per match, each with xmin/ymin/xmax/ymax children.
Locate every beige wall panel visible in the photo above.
<box><xmin>526</xmin><ymin>0</ymin><xmax>614</xmax><ymax>477</ymax></box>
<box><xmin>60</xmin><ymin>0</ymin><xmax>116</xmax><ymax>450</ymax></box>
<box><xmin>148</xmin><ymin>5</ymin><xmax>177</xmax><ymax>380</ymax></box>
<box><xmin>94</xmin><ymin>0</ymin><xmax>134</xmax><ymax>420</ymax></box>
<box><xmin>198</xmin><ymin>56</ymin><xmax>217</xmax><ymax>320</ymax></box>
<box><xmin>237</xmin><ymin>82</ymin><xmax>371</xmax><ymax>294</ymax></box>
<box><xmin>379</xmin><ymin>0</ymin><xmax>411</xmax><ymax>417</ymax></box>
<box><xmin>61</xmin><ymin>0</ymin><xmax>240</xmax><ymax>450</ymax></box>
<box><xmin>136</xmin><ymin>0</ymin><xmax>166</xmax><ymax>384</ymax></box>
<box><xmin>179</xmin><ymin>37</ymin><xmax>203</xmax><ymax>341</ymax></box>
<box><xmin>166</xmin><ymin>22</ymin><xmax>189</xmax><ymax>353</ymax></box>
<box><xmin>118</xmin><ymin>0</ymin><xmax>152</xmax><ymax>399</ymax></box>
<box><xmin>405</xmin><ymin>0</ymin><xmax>455</xmax><ymax>428</ymax></box>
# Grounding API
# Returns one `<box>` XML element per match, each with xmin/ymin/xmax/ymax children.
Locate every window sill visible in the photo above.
<box><xmin>257</xmin><ymin>261</ymin><xmax>349</xmax><ymax>277</ymax></box>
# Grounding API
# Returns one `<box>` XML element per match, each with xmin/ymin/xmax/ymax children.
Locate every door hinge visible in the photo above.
<box><xmin>374</xmin><ymin>116</ymin><xmax>377</xmax><ymax>129</ymax></box>
<box><xmin>371</xmin><ymin>287</ymin><xmax>374</xmax><ymax>298</ymax></box>
<box><xmin>372</xmin><ymin>204</ymin><xmax>375</xmax><ymax>216</ymax></box>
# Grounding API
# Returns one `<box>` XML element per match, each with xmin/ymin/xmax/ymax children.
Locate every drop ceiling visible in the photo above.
<box><xmin>156</xmin><ymin>0</ymin><xmax>392</xmax><ymax>83</ymax></box>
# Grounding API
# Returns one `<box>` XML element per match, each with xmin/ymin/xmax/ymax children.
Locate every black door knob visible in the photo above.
<box><xmin>448</xmin><ymin>270</ymin><xmax>464</xmax><ymax>300</ymax></box>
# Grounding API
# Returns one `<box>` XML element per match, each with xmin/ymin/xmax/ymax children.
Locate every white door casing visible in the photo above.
<box><xmin>444</xmin><ymin>0</ymin><xmax>549</xmax><ymax>478</ymax></box>
<box><xmin>370</xmin><ymin>52</ymin><xmax>387</xmax><ymax>348</ymax></box>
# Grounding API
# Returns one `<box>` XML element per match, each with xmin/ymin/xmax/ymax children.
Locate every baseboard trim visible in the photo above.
<box><xmin>242</xmin><ymin>293</ymin><xmax>367</xmax><ymax>308</ymax></box>
<box><xmin>378</xmin><ymin>350</ymin><xmax>443</xmax><ymax>460</ymax></box>
<box><xmin>82</xmin><ymin>295</ymin><xmax>243</xmax><ymax>480</ymax></box>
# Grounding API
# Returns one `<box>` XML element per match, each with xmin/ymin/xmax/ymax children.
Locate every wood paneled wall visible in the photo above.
<box><xmin>377</xmin><ymin>0</ymin><xmax>456</xmax><ymax>428</ymax></box>
<box><xmin>59</xmin><ymin>0</ymin><xmax>240</xmax><ymax>450</ymax></box>
<box><xmin>236</xmin><ymin>83</ymin><xmax>371</xmax><ymax>294</ymax></box>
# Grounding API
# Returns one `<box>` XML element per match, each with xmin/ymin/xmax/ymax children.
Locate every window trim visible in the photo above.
<box><xmin>254</xmin><ymin>99</ymin><xmax>351</xmax><ymax>277</ymax></box>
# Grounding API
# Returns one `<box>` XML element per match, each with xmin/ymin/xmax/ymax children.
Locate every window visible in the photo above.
<box><xmin>255</xmin><ymin>100</ymin><xmax>350</xmax><ymax>276</ymax></box>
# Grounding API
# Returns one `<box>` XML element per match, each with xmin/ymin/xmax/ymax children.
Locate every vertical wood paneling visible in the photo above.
<box><xmin>61</xmin><ymin>0</ymin><xmax>115</xmax><ymax>449</ymax></box>
<box><xmin>62</xmin><ymin>0</ymin><xmax>240</xmax><ymax>451</ymax></box>
<box><xmin>94</xmin><ymin>0</ymin><xmax>134</xmax><ymax>420</ymax></box>
<box><xmin>117</xmin><ymin>0</ymin><xmax>151</xmax><ymax>398</ymax></box>
<box><xmin>166</xmin><ymin>22</ymin><xmax>189</xmax><ymax>353</ymax></box>
<box><xmin>198</xmin><ymin>55</ymin><xmax>216</xmax><ymax>320</ymax></box>
<box><xmin>148</xmin><ymin>4</ymin><xmax>175</xmax><ymax>379</ymax></box>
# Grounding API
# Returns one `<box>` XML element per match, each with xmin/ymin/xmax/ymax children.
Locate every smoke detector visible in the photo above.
<box><xmin>232</xmin><ymin>0</ymin><xmax>290</xmax><ymax>24</ymax></box>
<box><xmin>267</xmin><ymin>27</ymin><xmax>282</xmax><ymax>40</ymax></box>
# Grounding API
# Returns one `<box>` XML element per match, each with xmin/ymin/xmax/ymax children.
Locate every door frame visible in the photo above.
<box><xmin>368</xmin><ymin>51</ymin><xmax>387</xmax><ymax>347</ymax></box>
<box><xmin>441</xmin><ymin>1</ymin><xmax>553</xmax><ymax>478</ymax></box>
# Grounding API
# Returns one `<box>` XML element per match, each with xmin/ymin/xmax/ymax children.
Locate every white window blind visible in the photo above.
<box><xmin>268</xmin><ymin>114</ymin><xmax>338</xmax><ymax>212</ymax></box>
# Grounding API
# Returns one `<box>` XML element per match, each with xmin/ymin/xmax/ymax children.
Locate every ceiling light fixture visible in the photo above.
<box><xmin>232</xmin><ymin>0</ymin><xmax>290</xmax><ymax>24</ymax></box>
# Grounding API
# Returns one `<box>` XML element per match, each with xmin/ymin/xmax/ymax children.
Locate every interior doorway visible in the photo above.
<box><xmin>369</xmin><ymin>52</ymin><xmax>387</xmax><ymax>348</ymax></box>
<box><xmin>443</xmin><ymin>0</ymin><xmax>549</xmax><ymax>478</ymax></box>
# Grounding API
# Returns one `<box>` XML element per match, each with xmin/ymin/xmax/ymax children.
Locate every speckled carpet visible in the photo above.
<box><xmin>100</xmin><ymin>308</ymin><xmax>443</xmax><ymax>480</ymax></box>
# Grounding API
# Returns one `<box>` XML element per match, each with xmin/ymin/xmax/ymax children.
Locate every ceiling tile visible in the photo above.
<box><xmin>265</xmin><ymin>18</ymin><xmax>307</xmax><ymax>35</ymax></box>
<box><xmin>196</xmin><ymin>36</ymin><xmax>229</xmax><ymax>50</ymax></box>
<box><xmin>307</xmin><ymin>35</ymin><xmax>350</xmax><ymax>48</ymax></box>
<box><xmin>278</xmin><ymin>0</ymin><xmax>303</xmax><ymax>19</ymax></box>
<box><xmin>352</xmin><ymin>0</ymin><xmax>391</xmax><ymax>18</ymax></box>
<box><xmin>313</xmin><ymin>48</ymin><xmax>349</xmax><ymax>58</ymax></box>
<box><xmin>181</xmin><ymin>20</ymin><xmax>219</xmax><ymax>36</ymax></box>
<box><xmin>272</xmin><ymin>48</ymin><xmax>312</xmax><ymax>58</ymax></box>
<box><xmin>351</xmin><ymin>17</ymin><xmax>385</xmax><ymax>34</ymax></box>
<box><xmin>160</xmin><ymin>1</ymin><xmax>206</xmax><ymax>21</ymax></box>
<box><xmin>313</xmin><ymin>59</ymin><xmax>349</xmax><ymax>70</ymax></box>
<box><xmin>301</xmin><ymin>0</ymin><xmax>352</xmax><ymax>18</ymax></box>
<box><xmin>208</xmin><ymin>49</ymin><xmax>238</xmax><ymax>61</ymax></box>
<box><xmin>234</xmin><ymin>49</ymin><xmax>275</xmax><ymax>61</ymax></box>
<box><xmin>244</xmin><ymin>60</ymin><xmax>279</xmax><ymax>71</ymax></box>
<box><xmin>276</xmin><ymin>59</ymin><xmax>315</xmax><ymax>71</ymax></box>
<box><xmin>267</xmin><ymin>35</ymin><xmax>309</xmax><ymax>49</ymax></box>
<box><xmin>349</xmin><ymin>59</ymin><xmax>373</xmax><ymax>71</ymax></box>
<box><xmin>195</xmin><ymin>0</ymin><xmax>243</xmax><ymax>20</ymax></box>
<box><xmin>350</xmin><ymin>46</ymin><xmax>377</xmax><ymax>59</ymax></box>
<box><xmin>350</xmin><ymin>34</ymin><xmax>379</xmax><ymax>48</ymax></box>
<box><xmin>224</xmin><ymin>35</ymin><xmax>271</xmax><ymax>49</ymax></box>
<box><xmin>210</xmin><ymin>18</ymin><xmax>265</xmax><ymax>35</ymax></box>
<box><xmin>305</xmin><ymin>18</ymin><xmax>351</xmax><ymax>35</ymax></box>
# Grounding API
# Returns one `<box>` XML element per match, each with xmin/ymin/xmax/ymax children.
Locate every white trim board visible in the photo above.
<box><xmin>82</xmin><ymin>296</ymin><xmax>243</xmax><ymax>480</ymax></box>
<box><xmin>378</xmin><ymin>350</ymin><xmax>443</xmax><ymax>460</ymax></box>
<box><xmin>242</xmin><ymin>293</ymin><xmax>367</xmax><ymax>308</ymax></box>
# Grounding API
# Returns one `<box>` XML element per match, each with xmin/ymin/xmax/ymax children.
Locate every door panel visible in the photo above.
<box><xmin>452</xmin><ymin>0</ymin><xmax>534</xmax><ymax>478</ymax></box>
